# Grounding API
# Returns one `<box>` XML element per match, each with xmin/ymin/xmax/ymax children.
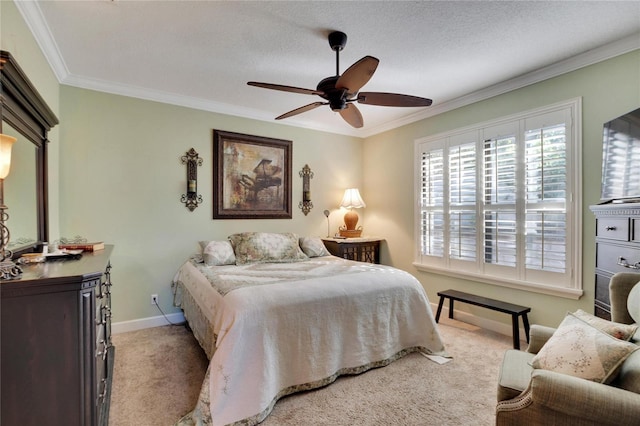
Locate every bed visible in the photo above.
<box><xmin>172</xmin><ymin>232</ymin><xmax>448</xmax><ymax>426</ymax></box>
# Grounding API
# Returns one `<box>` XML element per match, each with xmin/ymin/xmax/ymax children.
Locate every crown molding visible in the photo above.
<box><xmin>16</xmin><ymin>0</ymin><xmax>640</xmax><ymax>138</ymax></box>
<box><xmin>14</xmin><ymin>0</ymin><xmax>69</xmax><ymax>81</ymax></box>
<box><xmin>361</xmin><ymin>33</ymin><xmax>640</xmax><ymax>137</ymax></box>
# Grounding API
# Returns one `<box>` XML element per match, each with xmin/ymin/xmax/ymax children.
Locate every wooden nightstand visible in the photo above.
<box><xmin>322</xmin><ymin>237</ymin><xmax>383</xmax><ymax>264</ymax></box>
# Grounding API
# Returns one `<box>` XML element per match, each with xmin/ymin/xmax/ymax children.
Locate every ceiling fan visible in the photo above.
<box><xmin>247</xmin><ymin>31</ymin><xmax>433</xmax><ymax>128</ymax></box>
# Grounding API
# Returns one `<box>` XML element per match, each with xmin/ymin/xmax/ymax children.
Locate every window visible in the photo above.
<box><xmin>414</xmin><ymin>99</ymin><xmax>582</xmax><ymax>297</ymax></box>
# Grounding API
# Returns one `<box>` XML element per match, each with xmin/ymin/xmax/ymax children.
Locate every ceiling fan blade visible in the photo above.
<box><xmin>357</xmin><ymin>92</ymin><xmax>433</xmax><ymax>107</ymax></box>
<box><xmin>275</xmin><ymin>102</ymin><xmax>325</xmax><ymax>120</ymax></box>
<box><xmin>339</xmin><ymin>104</ymin><xmax>364</xmax><ymax>128</ymax></box>
<box><xmin>336</xmin><ymin>56</ymin><xmax>379</xmax><ymax>94</ymax></box>
<box><xmin>247</xmin><ymin>81</ymin><xmax>323</xmax><ymax>96</ymax></box>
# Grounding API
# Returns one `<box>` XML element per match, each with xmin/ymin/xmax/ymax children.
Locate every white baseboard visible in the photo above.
<box><xmin>431</xmin><ymin>302</ymin><xmax>527</xmax><ymax>343</ymax></box>
<box><xmin>112</xmin><ymin>312</ymin><xmax>185</xmax><ymax>334</ymax></box>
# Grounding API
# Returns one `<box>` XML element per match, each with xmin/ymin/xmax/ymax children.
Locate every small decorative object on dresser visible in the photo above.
<box><xmin>322</xmin><ymin>236</ymin><xmax>383</xmax><ymax>264</ymax></box>
<box><xmin>590</xmin><ymin>203</ymin><xmax>640</xmax><ymax>319</ymax></box>
<box><xmin>1</xmin><ymin>245</ymin><xmax>115</xmax><ymax>426</ymax></box>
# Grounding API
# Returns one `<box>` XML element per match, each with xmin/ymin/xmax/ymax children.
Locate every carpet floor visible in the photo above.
<box><xmin>109</xmin><ymin>317</ymin><xmax>514</xmax><ymax>425</ymax></box>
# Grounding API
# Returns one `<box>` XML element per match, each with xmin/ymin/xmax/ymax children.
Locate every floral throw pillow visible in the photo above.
<box><xmin>199</xmin><ymin>240</ymin><xmax>236</xmax><ymax>266</ymax></box>
<box><xmin>531</xmin><ymin>313</ymin><xmax>639</xmax><ymax>384</ymax></box>
<box><xmin>572</xmin><ymin>309</ymin><xmax>638</xmax><ymax>341</ymax></box>
<box><xmin>229</xmin><ymin>232</ymin><xmax>308</xmax><ymax>265</ymax></box>
<box><xmin>299</xmin><ymin>236</ymin><xmax>330</xmax><ymax>257</ymax></box>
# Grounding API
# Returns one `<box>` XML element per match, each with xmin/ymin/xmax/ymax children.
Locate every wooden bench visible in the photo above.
<box><xmin>435</xmin><ymin>289</ymin><xmax>531</xmax><ymax>350</ymax></box>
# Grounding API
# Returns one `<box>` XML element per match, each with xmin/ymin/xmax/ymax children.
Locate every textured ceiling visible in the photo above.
<box><xmin>12</xmin><ymin>1</ymin><xmax>640</xmax><ymax>137</ymax></box>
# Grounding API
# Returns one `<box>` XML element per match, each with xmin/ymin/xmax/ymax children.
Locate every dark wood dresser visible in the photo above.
<box><xmin>590</xmin><ymin>204</ymin><xmax>640</xmax><ymax>319</ymax></box>
<box><xmin>1</xmin><ymin>245</ymin><xmax>114</xmax><ymax>426</ymax></box>
<box><xmin>322</xmin><ymin>237</ymin><xmax>383</xmax><ymax>264</ymax></box>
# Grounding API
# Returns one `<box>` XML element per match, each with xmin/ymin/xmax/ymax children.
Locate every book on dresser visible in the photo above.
<box><xmin>58</xmin><ymin>241</ymin><xmax>105</xmax><ymax>251</ymax></box>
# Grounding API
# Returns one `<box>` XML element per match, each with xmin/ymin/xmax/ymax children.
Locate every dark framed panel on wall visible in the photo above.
<box><xmin>213</xmin><ymin>130</ymin><xmax>292</xmax><ymax>219</ymax></box>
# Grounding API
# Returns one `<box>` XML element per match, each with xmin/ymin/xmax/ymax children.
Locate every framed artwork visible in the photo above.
<box><xmin>213</xmin><ymin>130</ymin><xmax>292</xmax><ymax>219</ymax></box>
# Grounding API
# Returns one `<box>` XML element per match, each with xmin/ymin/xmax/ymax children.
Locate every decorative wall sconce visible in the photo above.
<box><xmin>298</xmin><ymin>164</ymin><xmax>313</xmax><ymax>215</ymax></box>
<box><xmin>180</xmin><ymin>148</ymin><xmax>203</xmax><ymax>212</ymax></box>
<box><xmin>0</xmin><ymin>133</ymin><xmax>22</xmax><ymax>280</ymax></box>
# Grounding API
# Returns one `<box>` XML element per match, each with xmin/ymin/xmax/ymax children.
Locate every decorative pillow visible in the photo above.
<box><xmin>299</xmin><ymin>236</ymin><xmax>330</xmax><ymax>257</ymax></box>
<box><xmin>229</xmin><ymin>232</ymin><xmax>308</xmax><ymax>265</ymax></box>
<box><xmin>199</xmin><ymin>240</ymin><xmax>236</xmax><ymax>266</ymax></box>
<box><xmin>573</xmin><ymin>309</ymin><xmax>639</xmax><ymax>341</ymax></box>
<box><xmin>531</xmin><ymin>313</ymin><xmax>639</xmax><ymax>384</ymax></box>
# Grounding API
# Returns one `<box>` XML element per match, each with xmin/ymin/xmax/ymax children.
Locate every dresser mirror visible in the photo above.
<box><xmin>0</xmin><ymin>50</ymin><xmax>58</xmax><ymax>256</ymax></box>
<box><xmin>2</xmin><ymin>122</ymin><xmax>38</xmax><ymax>251</ymax></box>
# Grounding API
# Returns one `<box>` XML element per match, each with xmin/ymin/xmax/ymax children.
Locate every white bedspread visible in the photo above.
<box><xmin>172</xmin><ymin>256</ymin><xmax>448</xmax><ymax>426</ymax></box>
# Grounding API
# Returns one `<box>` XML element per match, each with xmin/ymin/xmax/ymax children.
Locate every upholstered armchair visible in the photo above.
<box><xmin>495</xmin><ymin>272</ymin><xmax>640</xmax><ymax>426</ymax></box>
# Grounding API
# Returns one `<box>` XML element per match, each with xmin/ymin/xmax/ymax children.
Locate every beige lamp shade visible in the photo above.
<box><xmin>0</xmin><ymin>134</ymin><xmax>17</xmax><ymax>179</ymax></box>
<box><xmin>339</xmin><ymin>188</ymin><xmax>366</xmax><ymax>237</ymax></box>
<box><xmin>340</xmin><ymin>188</ymin><xmax>366</xmax><ymax>209</ymax></box>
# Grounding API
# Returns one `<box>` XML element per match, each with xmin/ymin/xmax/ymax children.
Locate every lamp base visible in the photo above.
<box><xmin>338</xmin><ymin>228</ymin><xmax>363</xmax><ymax>238</ymax></box>
<box><xmin>0</xmin><ymin>259</ymin><xmax>22</xmax><ymax>280</ymax></box>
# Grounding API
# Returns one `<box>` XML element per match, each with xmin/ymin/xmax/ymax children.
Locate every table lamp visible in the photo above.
<box><xmin>339</xmin><ymin>188</ymin><xmax>366</xmax><ymax>238</ymax></box>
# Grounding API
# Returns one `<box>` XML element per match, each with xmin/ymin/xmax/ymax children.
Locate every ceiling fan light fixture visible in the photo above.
<box><xmin>330</xmin><ymin>98</ymin><xmax>346</xmax><ymax>111</ymax></box>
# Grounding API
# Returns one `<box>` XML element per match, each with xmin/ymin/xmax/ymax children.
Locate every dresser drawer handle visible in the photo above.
<box><xmin>97</xmin><ymin>378</ymin><xmax>108</xmax><ymax>402</ymax></box>
<box><xmin>606</xmin><ymin>226</ymin><xmax>617</xmax><ymax>231</ymax></box>
<box><xmin>103</xmin><ymin>343</ymin><xmax>112</xmax><ymax>360</ymax></box>
<box><xmin>617</xmin><ymin>257</ymin><xmax>640</xmax><ymax>270</ymax></box>
<box><xmin>102</xmin><ymin>306</ymin><xmax>112</xmax><ymax>319</ymax></box>
<box><xmin>97</xmin><ymin>341</ymin><xmax>112</xmax><ymax>361</ymax></box>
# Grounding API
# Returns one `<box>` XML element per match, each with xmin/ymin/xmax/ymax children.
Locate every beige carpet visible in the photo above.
<box><xmin>109</xmin><ymin>317</ymin><xmax>513</xmax><ymax>426</ymax></box>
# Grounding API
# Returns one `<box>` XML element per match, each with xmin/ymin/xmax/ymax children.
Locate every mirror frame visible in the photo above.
<box><xmin>0</xmin><ymin>50</ymin><xmax>58</xmax><ymax>256</ymax></box>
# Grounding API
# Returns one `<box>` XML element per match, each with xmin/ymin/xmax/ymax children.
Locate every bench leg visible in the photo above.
<box><xmin>512</xmin><ymin>314</ymin><xmax>520</xmax><ymax>350</ymax></box>
<box><xmin>435</xmin><ymin>296</ymin><xmax>445</xmax><ymax>323</ymax></box>
<box><xmin>522</xmin><ymin>313</ymin><xmax>530</xmax><ymax>343</ymax></box>
<box><xmin>448</xmin><ymin>298</ymin><xmax>454</xmax><ymax>319</ymax></box>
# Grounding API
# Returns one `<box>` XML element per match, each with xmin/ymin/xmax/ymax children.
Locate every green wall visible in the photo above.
<box><xmin>58</xmin><ymin>87</ymin><xmax>363</xmax><ymax>321</ymax></box>
<box><xmin>364</xmin><ymin>50</ymin><xmax>640</xmax><ymax>328</ymax></box>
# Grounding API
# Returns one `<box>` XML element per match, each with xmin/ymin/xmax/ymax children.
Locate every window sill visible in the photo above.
<box><xmin>412</xmin><ymin>262</ymin><xmax>583</xmax><ymax>300</ymax></box>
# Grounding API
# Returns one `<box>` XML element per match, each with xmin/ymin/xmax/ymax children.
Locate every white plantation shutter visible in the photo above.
<box><xmin>482</xmin><ymin>127</ymin><xmax>518</xmax><ymax>269</ymax></box>
<box><xmin>420</xmin><ymin>147</ymin><xmax>444</xmax><ymax>257</ymax></box>
<box><xmin>524</xmin><ymin>118</ymin><xmax>568</xmax><ymax>274</ymax></box>
<box><xmin>449</xmin><ymin>141</ymin><xmax>476</xmax><ymax>261</ymax></box>
<box><xmin>415</xmin><ymin>100</ymin><xmax>581</xmax><ymax>295</ymax></box>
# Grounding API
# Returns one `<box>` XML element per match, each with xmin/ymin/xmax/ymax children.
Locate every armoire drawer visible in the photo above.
<box><xmin>596</xmin><ymin>243</ymin><xmax>640</xmax><ymax>274</ymax></box>
<box><xmin>595</xmin><ymin>274</ymin><xmax>611</xmax><ymax>306</ymax></box>
<box><xmin>594</xmin><ymin>302</ymin><xmax>612</xmax><ymax>321</ymax></box>
<box><xmin>596</xmin><ymin>218</ymin><xmax>629</xmax><ymax>241</ymax></box>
